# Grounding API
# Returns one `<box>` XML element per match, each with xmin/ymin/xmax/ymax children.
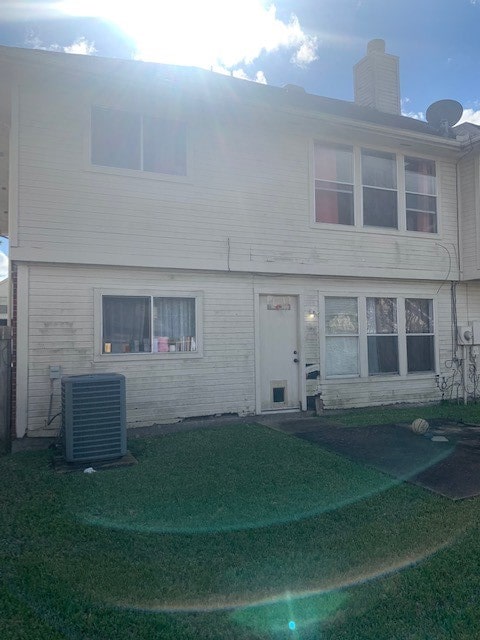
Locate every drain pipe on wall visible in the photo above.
<box><xmin>455</xmin><ymin>144</ymin><xmax>467</xmax><ymax>404</ymax></box>
<box><xmin>45</xmin><ymin>365</ymin><xmax>63</xmax><ymax>428</ymax></box>
<box><xmin>463</xmin><ymin>344</ymin><xmax>468</xmax><ymax>405</ymax></box>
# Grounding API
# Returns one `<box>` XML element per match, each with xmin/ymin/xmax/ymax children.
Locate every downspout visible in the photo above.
<box><xmin>455</xmin><ymin>159</ymin><xmax>462</xmax><ymax>368</ymax></box>
<box><xmin>456</xmin><ymin>141</ymin><xmax>478</xmax><ymax>402</ymax></box>
<box><xmin>456</xmin><ymin>153</ymin><xmax>466</xmax><ymax>401</ymax></box>
<box><xmin>455</xmin><ymin>160</ymin><xmax>463</xmax><ymax>280</ymax></box>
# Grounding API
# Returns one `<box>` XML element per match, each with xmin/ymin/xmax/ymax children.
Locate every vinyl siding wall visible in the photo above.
<box><xmin>9</xmin><ymin>68</ymin><xmax>473</xmax><ymax>437</ymax></box>
<box><xmin>25</xmin><ymin>265</ymin><xmax>255</xmax><ymax>436</ymax></box>
<box><xmin>21</xmin><ymin>263</ymin><xmax>476</xmax><ymax>436</ymax></box>
<box><xmin>12</xmin><ymin>77</ymin><xmax>460</xmax><ymax>282</ymax></box>
<box><xmin>459</xmin><ymin>153</ymin><xmax>479</xmax><ymax>280</ymax></box>
<box><xmin>0</xmin><ymin>278</ymin><xmax>8</xmax><ymax>319</ymax></box>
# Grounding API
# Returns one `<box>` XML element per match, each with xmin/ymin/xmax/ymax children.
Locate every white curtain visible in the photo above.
<box><xmin>154</xmin><ymin>297</ymin><xmax>196</xmax><ymax>350</ymax></box>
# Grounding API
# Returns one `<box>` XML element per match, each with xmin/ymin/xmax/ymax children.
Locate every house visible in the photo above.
<box><xmin>1</xmin><ymin>39</ymin><xmax>480</xmax><ymax>441</ymax></box>
<box><xmin>0</xmin><ymin>278</ymin><xmax>7</xmax><ymax>326</ymax></box>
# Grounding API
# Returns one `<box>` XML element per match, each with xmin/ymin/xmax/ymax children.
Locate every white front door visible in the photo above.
<box><xmin>259</xmin><ymin>294</ymin><xmax>300</xmax><ymax>411</ymax></box>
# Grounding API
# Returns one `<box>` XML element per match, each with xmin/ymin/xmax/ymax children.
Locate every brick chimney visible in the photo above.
<box><xmin>354</xmin><ymin>39</ymin><xmax>400</xmax><ymax>115</ymax></box>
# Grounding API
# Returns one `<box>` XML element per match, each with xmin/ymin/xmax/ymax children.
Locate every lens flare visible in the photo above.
<box><xmin>109</xmin><ymin>531</ymin><xmax>462</xmax><ymax>616</ymax></box>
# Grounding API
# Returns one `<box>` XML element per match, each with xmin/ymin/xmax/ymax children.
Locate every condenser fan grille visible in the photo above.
<box><xmin>62</xmin><ymin>374</ymin><xmax>126</xmax><ymax>462</ymax></box>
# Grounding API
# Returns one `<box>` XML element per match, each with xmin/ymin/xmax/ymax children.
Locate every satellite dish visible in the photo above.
<box><xmin>426</xmin><ymin>99</ymin><xmax>463</xmax><ymax>130</ymax></box>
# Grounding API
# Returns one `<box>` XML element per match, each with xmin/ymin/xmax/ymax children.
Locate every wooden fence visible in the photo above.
<box><xmin>0</xmin><ymin>325</ymin><xmax>11</xmax><ymax>453</ymax></box>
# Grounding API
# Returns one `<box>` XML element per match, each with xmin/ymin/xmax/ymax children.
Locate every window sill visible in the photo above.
<box><xmin>322</xmin><ymin>372</ymin><xmax>437</xmax><ymax>383</ymax></box>
<box><xmin>87</xmin><ymin>163</ymin><xmax>193</xmax><ymax>184</ymax></box>
<box><xmin>407</xmin><ymin>370</ymin><xmax>437</xmax><ymax>376</ymax></box>
<box><xmin>94</xmin><ymin>351</ymin><xmax>202</xmax><ymax>363</ymax></box>
<box><xmin>311</xmin><ymin>221</ymin><xmax>440</xmax><ymax>238</ymax></box>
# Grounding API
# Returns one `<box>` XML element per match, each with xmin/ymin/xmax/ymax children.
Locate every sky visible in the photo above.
<box><xmin>1</xmin><ymin>0</ymin><xmax>480</xmax><ymax>279</ymax></box>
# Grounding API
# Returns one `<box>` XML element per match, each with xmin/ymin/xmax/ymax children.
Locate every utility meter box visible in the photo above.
<box><xmin>457</xmin><ymin>326</ymin><xmax>473</xmax><ymax>346</ymax></box>
<box><xmin>471</xmin><ymin>321</ymin><xmax>480</xmax><ymax>345</ymax></box>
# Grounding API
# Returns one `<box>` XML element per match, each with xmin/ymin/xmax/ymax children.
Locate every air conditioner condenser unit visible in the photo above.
<box><xmin>62</xmin><ymin>373</ymin><xmax>127</xmax><ymax>463</ymax></box>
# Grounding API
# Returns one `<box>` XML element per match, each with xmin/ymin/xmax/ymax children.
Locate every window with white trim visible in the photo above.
<box><xmin>91</xmin><ymin>106</ymin><xmax>187</xmax><ymax>176</ymax></box>
<box><xmin>323</xmin><ymin>296</ymin><xmax>435</xmax><ymax>378</ymax></box>
<box><xmin>314</xmin><ymin>145</ymin><xmax>354</xmax><ymax>225</ymax></box>
<box><xmin>314</xmin><ymin>143</ymin><xmax>437</xmax><ymax>234</ymax></box>
<box><xmin>102</xmin><ymin>295</ymin><xmax>197</xmax><ymax>354</ymax></box>
<box><xmin>405</xmin><ymin>298</ymin><xmax>435</xmax><ymax>372</ymax></box>
<box><xmin>405</xmin><ymin>157</ymin><xmax>437</xmax><ymax>232</ymax></box>
<box><xmin>367</xmin><ymin>297</ymin><xmax>399</xmax><ymax>375</ymax></box>
<box><xmin>325</xmin><ymin>297</ymin><xmax>359</xmax><ymax>376</ymax></box>
<box><xmin>362</xmin><ymin>149</ymin><xmax>398</xmax><ymax>228</ymax></box>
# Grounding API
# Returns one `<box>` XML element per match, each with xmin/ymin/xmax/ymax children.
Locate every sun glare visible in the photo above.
<box><xmin>60</xmin><ymin>0</ymin><xmax>317</xmax><ymax>76</ymax></box>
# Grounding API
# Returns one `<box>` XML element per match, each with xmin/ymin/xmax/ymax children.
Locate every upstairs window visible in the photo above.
<box><xmin>367</xmin><ymin>297</ymin><xmax>399</xmax><ymax>375</ymax></box>
<box><xmin>362</xmin><ymin>149</ymin><xmax>398</xmax><ymax>228</ymax></box>
<box><xmin>314</xmin><ymin>144</ymin><xmax>354</xmax><ymax>225</ymax></box>
<box><xmin>314</xmin><ymin>144</ymin><xmax>438</xmax><ymax>234</ymax></box>
<box><xmin>405</xmin><ymin>157</ymin><xmax>437</xmax><ymax>232</ymax></box>
<box><xmin>91</xmin><ymin>106</ymin><xmax>186</xmax><ymax>176</ymax></box>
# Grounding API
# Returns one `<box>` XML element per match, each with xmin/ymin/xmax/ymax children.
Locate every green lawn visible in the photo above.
<box><xmin>1</xmin><ymin>415</ymin><xmax>480</xmax><ymax>639</ymax></box>
<box><xmin>320</xmin><ymin>400</ymin><xmax>480</xmax><ymax>427</ymax></box>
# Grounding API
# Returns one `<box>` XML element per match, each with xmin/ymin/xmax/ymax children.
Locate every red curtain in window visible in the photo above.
<box><xmin>415</xmin><ymin>212</ymin><xmax>431</xmax><ymax>232</ymax></box>
<box><xmin>315</xmin><ymin>147</ymin><xmax>339</xmax><ymax>223</ymax></box>
<box><xmin>315</xmin><ymin>189</ymin><xmax>339</xmax><ymax>223</ymax></box>
<box><xmin>414</xmin><ymin>160</ymin><xmax>434</xmax><ymax>232</ymax></box>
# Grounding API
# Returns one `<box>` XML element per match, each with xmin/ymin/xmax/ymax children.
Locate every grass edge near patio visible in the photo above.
<box><xmin>317</xmin><ymin>400</ymin><xmax>480</xmax><ymax>427</ymax></box>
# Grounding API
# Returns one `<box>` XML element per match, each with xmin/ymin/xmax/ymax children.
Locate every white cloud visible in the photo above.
<box><xmin>255</xmin><ymin>70</ymin><xmax>268</xmax><ymax>85</ymax></box>
<box><xmin>25</xmin><ymin>33</ymin><xmax>96</xmax><ymax>56</ymax></box>
<box><xmin>402</xmin><ymin>110</ymin><xmax>425</xmax><ymax>120</ymax></box>
<box><xmin>400</xmin><ymin>98</ymin><xmax>425</xmax><ymax>121</ymax></box>
<box><xmin>59</xmin><ymin>0</ymin><xmax>317</xmax><ymax>82</ymax></box>
<box><xmin>0</xmin><ymin>251</ymin><xmax>8</xmax><ymax>281</ymax></box>
<box><xmin>291</xmin><ymin>39</ymin><xmax>318</xmax><ymax>67</ymax></box>
<box><xmin>458</xmin><ymin>108</ymin><xmax>480</xmax><ymax>125</ymax></box>
<box><xmin>231</xmin><ymin>68</ymin><xmax>267</xmax><ymax>84</ymax></box>
<box><xmin>63</xmin><ymin>37</ymin><xmax>97</xmax><ymax>55</ymax></box>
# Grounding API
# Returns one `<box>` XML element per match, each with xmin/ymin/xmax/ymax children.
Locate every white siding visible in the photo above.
<box><xmin>25</xmin><ymin>265</ymin><xmax>256</xmax><ymax>436</ymax></box>
<box><xmin>23</xmin><ymin>264</ymin><xmax>472</xmax><ymax>435</ymax></box>
<box><xmin>459</xmin><ymin>153</ymin><xmax>479</xmax><ymax>280</ymax></box>
<box><xmin>5</xmin><ymin>55</ymin><xmax>474</xmax><ymax>439</ymax></box>
<box><xmin>0</xmin><ymin>278</ymin><xmax>7</xmax><ymax>325</ymax></box>
<box><xmin>12</xmin><ymin>79</ymin><xmax>460</xmax><ymax>282</ymax></box>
